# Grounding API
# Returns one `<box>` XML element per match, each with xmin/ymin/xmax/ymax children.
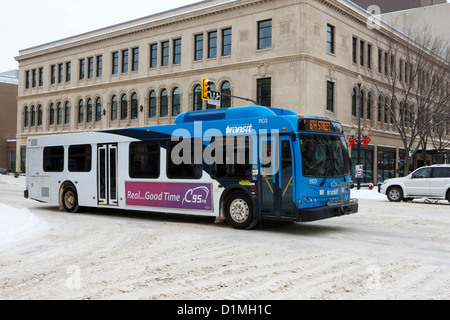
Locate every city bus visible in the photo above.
<box><xmin>24</xmin><ymin>106</ymin><xmax>358</xmax><ymax>229</ymax></box>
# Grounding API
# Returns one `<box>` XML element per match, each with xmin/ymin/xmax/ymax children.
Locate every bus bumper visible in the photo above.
<box><xmin>297</xmin><ymin>199</ymin><xmax>358</xmax><ymax>222</ymax></box>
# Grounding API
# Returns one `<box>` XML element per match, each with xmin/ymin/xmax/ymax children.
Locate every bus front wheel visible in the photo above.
<box><xmin>62</xmin><ymin>185</ymin><xmax>79</xmax><ymax>213</ymax></box>
<box><xmin>225</xmin><ymin>192</ymin><xmax>257</xmax><ymax>230</ymax></box>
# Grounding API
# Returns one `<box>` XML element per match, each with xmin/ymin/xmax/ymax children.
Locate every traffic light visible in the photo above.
<box><xmin>202</xmin><ymin>78</ymin><xmax>212</xmax><ymax>100</ymax></box>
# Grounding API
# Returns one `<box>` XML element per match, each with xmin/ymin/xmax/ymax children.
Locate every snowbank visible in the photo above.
<box><xmin>351</xmin><ymin>188</ymin><xmax>387</xmax><ymax>201</ymax></box>
<box><xmin>0</xmin><ymin>204</ymin><xmax>45</xmax><ymax>248</ymax></box>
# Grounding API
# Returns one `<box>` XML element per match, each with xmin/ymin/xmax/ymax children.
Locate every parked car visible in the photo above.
<box><xmin>0</xmin><ymin>168</ymin><xmax>8</xmax><ymax>175</ymax></box>
<box><xmin>379</xmin><ymin>164</ymin><xmax>450</xmax><ymax>203</ymax></box>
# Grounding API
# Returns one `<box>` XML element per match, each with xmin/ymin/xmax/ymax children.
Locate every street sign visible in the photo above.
<box><xmin>208</xmin><ymin>90</ymin><xmax>221</xmax><ymax>107</ymax></box>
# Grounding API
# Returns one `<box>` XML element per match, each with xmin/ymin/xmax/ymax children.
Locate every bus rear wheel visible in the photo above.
<box><xmin>62</xmin><ymin>186</ymin><xmax>79</xmax><ymax>213</ymax></box>
<box><xmin>225</xmin><ymin>192</ymin><xmax>257</xmax><ymax>230</ymax></box>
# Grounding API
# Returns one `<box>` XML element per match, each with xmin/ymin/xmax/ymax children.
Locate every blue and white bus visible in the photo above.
<box><xmin>24</xmin><ymin>106</ymin><xmax>357</xmax><ymax>229</ymax></box>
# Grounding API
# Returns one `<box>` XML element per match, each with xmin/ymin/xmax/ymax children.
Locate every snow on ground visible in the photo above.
<box><xmin>0</xmin><ymin>174</ymin><xmax>449</xmax><ymax>300</ymax></box>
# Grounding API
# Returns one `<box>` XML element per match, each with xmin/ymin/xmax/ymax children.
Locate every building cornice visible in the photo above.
<box><xmin>15</xmin><ymin>0</ymin><xmax>270</xmax><ymax>63</ymax></box>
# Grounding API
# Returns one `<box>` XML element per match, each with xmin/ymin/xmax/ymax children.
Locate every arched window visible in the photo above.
<box><xmin>193</xmin><ymin>85</ymin><xmax>202</xmax><ymax>111</ymax></box>
<box><xmin>78</xmin><ymin>100</ymin><xmax>84</xmax><ymax>123</ymax></box>
<box><xmin>57</xmin><ymin>102</ymin><xmax>62</xmax><ymax>125</ymax></box>
<box><xmin>121</xmin><ymin>94</ymin><xmax>128</xmax><ymax>120</ymax></box>
<box><xmin>367</xmin><ymin>92</ymin><xmax>372</xmax><ymax>120</ymax></box>
<box><xmin>149</xmin><ymin>91</ymin><xmax>156</xmax><ymax>118</ymax></box>
<box><xmin>95</xmin><ymin>97</ymin><xmax>102</xmax><ymax>122</ymax></box>
<box><xmin>49</xmin><ymin>103</ymin><xmax>55</xmax><ymax>125</ymax></box>
<box><xmin>64</xmin><ymin>101</ymin><xmax>70</xmax><ymax>124</ymax></box>
<box><xmin>160</xmin><ymin>89</ymin><xmax>168</xmax><ymax>117</ymax></box>
<box><xmin>377</xmin><ymin>96</ymin><xmax>382</xmax><ymax>123</ymax></box>
<box><xmin>172</xmin><ymin>88</ymin><xmax>181</xmax><ymax>116</ymax></box>
<box><xmin>111</xmin><ymin>95</ymin><xmax>117</xmax><ymax>121</ymax></box>
<box><xmin>360</xmin><ymin>90</ymin><xmax>365</xmax><ymax>119</ymax></box>
<box><xmin>38</xmin><ymin>105</ymin><xmax>42</xmax><ymax>126</ymax></box>
<box><xmin>221</xmin><ymin>81</ymin><xmax>231</xmax><ymax>108</ymax></box>
<box><xmin>24</xmin><ymin>106</ymin><xmax>29</xmax><ymax>127</ymax></box>
<box><xmin>131</xmin><ymin>93</ymin><xmax>138</xmax><ymax>119</ymax></box>
<box><xmin>87</xmin><ymin>98</ymin><xmax>93</xmax><ymax>123</ymax></box>
<box><xmin>351</xmin><ymin>88</ymin><xmax>357</xmax><ymax>117</ymax></box>
<box><xmin>31</xmin><ymin>105</ymin><xmax>36</xmax><ymax>126</ymax></box>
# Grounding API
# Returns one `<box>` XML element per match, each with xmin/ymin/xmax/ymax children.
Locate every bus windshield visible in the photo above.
<box><xmin>299</xmin><ymin>133</ymin><xmax>350</xmax><ymax>178</ymax></box>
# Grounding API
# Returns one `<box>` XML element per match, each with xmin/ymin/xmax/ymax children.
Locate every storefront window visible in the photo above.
<box><xmin>377</xmin><ymin>149</ymin><xmax>395</xmax><ymax>183</ymax></box>
<box><xmin>351</xmin><ymin>148</ymin><xmax>374</xmax><ymax>184</ymax></box>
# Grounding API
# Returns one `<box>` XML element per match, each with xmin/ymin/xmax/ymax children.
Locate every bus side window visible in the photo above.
<box><xmin>43</xmin><ymin>146</ymin><xmax>64</xmax><ymax>172</ymax></box>
<box><xmin>68</xmin><ymin>145</ymin><xmax>92</xmax><ymax>172</ymax></box>
<box><xmin>167</xmin><ymin>138</ymin><xmax>202</xmax><ymax>180</ymax></box>
<box><xmin>129</xmin><ymin>141</ymin><xmax>160</xmax><ymax>179</ymax></box>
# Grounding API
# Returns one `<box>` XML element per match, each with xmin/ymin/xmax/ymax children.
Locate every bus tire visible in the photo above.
<box><xmin>225</xmin><ymin>192</ymin><xmax>256</xmax><ymax>230</ymax></box>
<box><xmin>62</xmin><ymin>185</ymin><xmax>79</xmax><ymax>213</ymax></box>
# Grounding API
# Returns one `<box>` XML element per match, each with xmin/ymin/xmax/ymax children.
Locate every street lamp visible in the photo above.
<box><xmin>356</xmin><ymin>75</ymin><xmax>363</xmax><ymax>190</ymax></box>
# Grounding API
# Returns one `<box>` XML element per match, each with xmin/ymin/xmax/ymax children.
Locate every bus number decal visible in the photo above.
<box><xmin>125</xmin><ymin>182</ymin><xmax>212</xmax><ymax>211</ymax></box>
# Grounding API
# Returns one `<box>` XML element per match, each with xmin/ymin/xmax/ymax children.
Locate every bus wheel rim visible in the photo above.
<box><xmin>65</xmin><ymin>191</ymin><xmax>75</xmax><ymax>208</ymax></box>
<box><xmin>230</xmin><ymin>199</ymin><xmax>249</xmax><ymax>223</ymax></box>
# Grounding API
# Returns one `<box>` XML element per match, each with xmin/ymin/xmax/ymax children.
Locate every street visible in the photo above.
<box><xmin>0</xmin><ymin>175</ymin><xmax>449</xmax><ymax>300</ymax></box>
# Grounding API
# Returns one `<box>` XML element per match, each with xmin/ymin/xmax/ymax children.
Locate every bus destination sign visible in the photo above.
<box><xmin>298</xmin><ymin>119</ymin><xmax>343</xmax><ymax>134</ymax></box>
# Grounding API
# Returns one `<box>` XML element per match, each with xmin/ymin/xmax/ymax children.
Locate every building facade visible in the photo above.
<box><xmin>15</xmin><ymin>0</ymin><xmax>449</xmax><ymax>183</ymax></box>
<box><xmin>0</xmin><ymin>70</ymin><xmax>18</xmax><ymax>171</ymax></box>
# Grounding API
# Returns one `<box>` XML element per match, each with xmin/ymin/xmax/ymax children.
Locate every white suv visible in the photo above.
<box><xmin>379</xmin><ymin>164</ymin><xmax>450</xmax><ymax>203</ymax></box>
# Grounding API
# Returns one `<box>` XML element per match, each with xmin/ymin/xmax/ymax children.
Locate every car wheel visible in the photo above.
<box><xmin>225</xmin><ymin>192</ymin><xmax>257</xmax><ymax>230</ymax></box>
<box><xmin>447</xmin><ymin>190</ymin><xmax>450</xmax><ymax>204</ymax></box>
<box><xmin>387</xmin><ymin>186</ymin><xmax>403</xmax><ymax>202</ymax></box>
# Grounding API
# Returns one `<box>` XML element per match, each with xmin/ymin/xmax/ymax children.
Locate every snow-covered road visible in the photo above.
<box><xmin>0</xmin><ymin>174</ymin><xmax>449</xmax><ymax>300</ymax></box>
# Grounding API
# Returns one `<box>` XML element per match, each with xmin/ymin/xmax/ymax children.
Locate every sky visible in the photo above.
<box><xmin>0</xmin><ymin>0</ymin><xmax>199</xmax><ymax>72</ymax></box>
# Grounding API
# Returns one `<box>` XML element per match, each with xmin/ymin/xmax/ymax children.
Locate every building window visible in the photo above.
<box><xmin>149</xmin><ymin>91</ymin><xmax>156</xmax><ymax>118</ymax></box>
<box><xmin>66</xmin><ymin>62</ymin><xmax>71</xmax><ymax>82</ymax></box>
<box><xmin>172</xmin><ymin>87</ymin><xmax>181</xmax><ymax>116</ymax></box>
<box><xmin>258</xmin><ymin>20</ymin><xmax>272</xmax><ymax>50</ymax></box>
<box><xmin>39</xmin><ymin>68</ymin><xmax>43</xmax><ymax>87</ymax></box>
<box><xmin>57</xmin><ymin>102</ymin><xmax>62</xmax><ymax>125</ymax></box>
<box><xmin>367</xmin><ymin>44</ymin><xmax>372</xmax><ymax>69</ymax></box>
<box><xmin>79</xmin><ymin>59</ymin><xmax>85</xmax><ymax>80</ymax></box>
<box><xmin>378</xmin><ymin>49</ymin><xmax>382</xmax><ymax>73</ymax></box>
<box><xmin>257</xmin><ymin>78</ymin><xmax>271</xmax><ymax>107</ymax></box>
<box><xmin>326</xmin><ymin>24</ymin><xmax>335</xmax><ymax>54</ymax></box>
<box><xmin>31</xmin><ymin>106</ymin><xmax>35</xmax><ymax>126</ymax></box>
<box><xmin>88</xmin><ymin>57</ymin><xmax>94</xmax><ymax>79</ymax></box>
<box><xmin>37</xmin><ymin>105</ymin><xmax>42</xmax><ymax>126</ymax></box>
<box><xmin>160</xmin><ymin>89</ymin><xmax>168</xmax><ymax>117</ymax></box>
<box><xmin>64</xmin><ymin>102</ymin><xmax>70</xmax><ymax>124</ymax></box>
<box><xmin>208</xmin><ymin>31</ymin><xmax>217</xmax><ymax>58</ymax></box>
<box><xmin>97</xmin><ymin>55</ymin><xmax>103</xmax><ymax>77</ymax></box>
<box><xmin>121</xmin><ymin>94</ymin><xmax>128</xmax><ymax>120</ymax></box>
<box><xmin>222</xmin><ymin>28</ymin><xmax>232</xmax><ymax>56</ymax></box>
<box><xmin>360</xmin><ymin>40</ymin><xmax>365</xmax><ymax>67</ymax></box>
<box><xmin>367</xmin><ymin>92</ymin><xmax>372</xmax><ymax>120</ymax></box>
<box><xmin>326</xmin><ymin>81</ymin><xmax>334</xmax><ymax>112</ymax></box>
<box><xmin>112</xmin><ymin>52</ymin><xmax>119</xmax><ymax>75</ymax></box>
<box><xmin>58</xmin><ymin>64</ymin><xmax>64</xmax><ymax>83</ymax></box>
<box><xmin>195</xmin><ymin>34</ymin><xmax>203</xmax><ymax>61</ymax></box>
<box><xmin>25</xmin><ymin>71</ymin><xmax>30</xmax><ymax>89</ymax></box>
<box><xmin>87</xmin><ymin>98</ymin><xmax>93</xmax><ymax>123</ymax></box>
<box><xmin>131</xmin><ymin>93</ymin><xmax>138</xmax><ymax>119</ymax></box>
<box><xmin>352</xmin><ymin>88</ymin><xmax>357</xmax><ymax>117</ymax></box>
<box><xmin>32</xmin><ymin>69</ymin><xmax>36</xmax><ymax>88</ymax></box>
<box><xmin>193</xmin><ymin>85</ymin><xmax>202</xmax><ymax>111</ymax></box>
<box><xmin>173</xmin><ymin>39</ymin><xmax>181</xmax><ymax>64</ymax></box>
<box><xmin>122</xmin><ymin>50</ymin><xmax>129</xmax><ymax>73</ymax></box>
<box><xmin>111</xmin><ymin>96</ymin><xmax>117</xmax><ymax>121</ymax></box>
<box><xmin>150</xmin><ymin>44</ymin><xmax>158</xmax><ymax>68</ymax></box>
<box><xmin>49</xmin><ymin>103</ymin><xmax>55</xmax><ymax>125</ymax></box>
<box><xmin>352</xmin><ymin>37</ymin><xmax>358</xmax><ymax>64</ymax></box>
<box><xmin>221</xmin><ymin>81</ymin><xmax>231</xmax><ymax>108</ymax></box>
<box><xmin>95</xmin><ymin>98</ymin><xmax>102</xmax><ymax>122</ymax></box>
<box><xmin>384</xmin><ymin>52</ymin><xmax>389</xmax><ymax>75</ymax></box>
<box><xmin>206</xmin><ymin>83</ymin><xmax>217</xmax><ymax>110</ymax></box>
<box><xmin>24</xmin><ymin>106</ymin><xmax>29</xmax><ymax>127</ymax></box>
<box><xmin>161</xmin><ymin>42</ymin><xmax>169</xmax><ymax>66</ymax></box>
<box><xmin>50</xmin><ymin>65</ymin><xmax>56</xmax><ymax>85</ymax></box>
<box><xmin>78</xmin><ymin>100</ymin><xmax>84</xmax><ymax>123</ymax></box>
<box><xmin>132</xmin><ymin>48</ymin><xmax>139</xmax><ymax>71</ymax></box>
<box><xmin>64</xmin><ymin>101</ymin><xmax>70</xmax><ymax>124</ymax></box>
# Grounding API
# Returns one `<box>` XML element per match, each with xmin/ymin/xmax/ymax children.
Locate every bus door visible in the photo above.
<box><xmin>260</xmin><ymin>136</ymin><xmax>295</xmax><ymax>217</ymax></box>
<box><xmin>97</xmin><ymin>143</ymin><xmax>118</xmax><ymax>206</ymax></box>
